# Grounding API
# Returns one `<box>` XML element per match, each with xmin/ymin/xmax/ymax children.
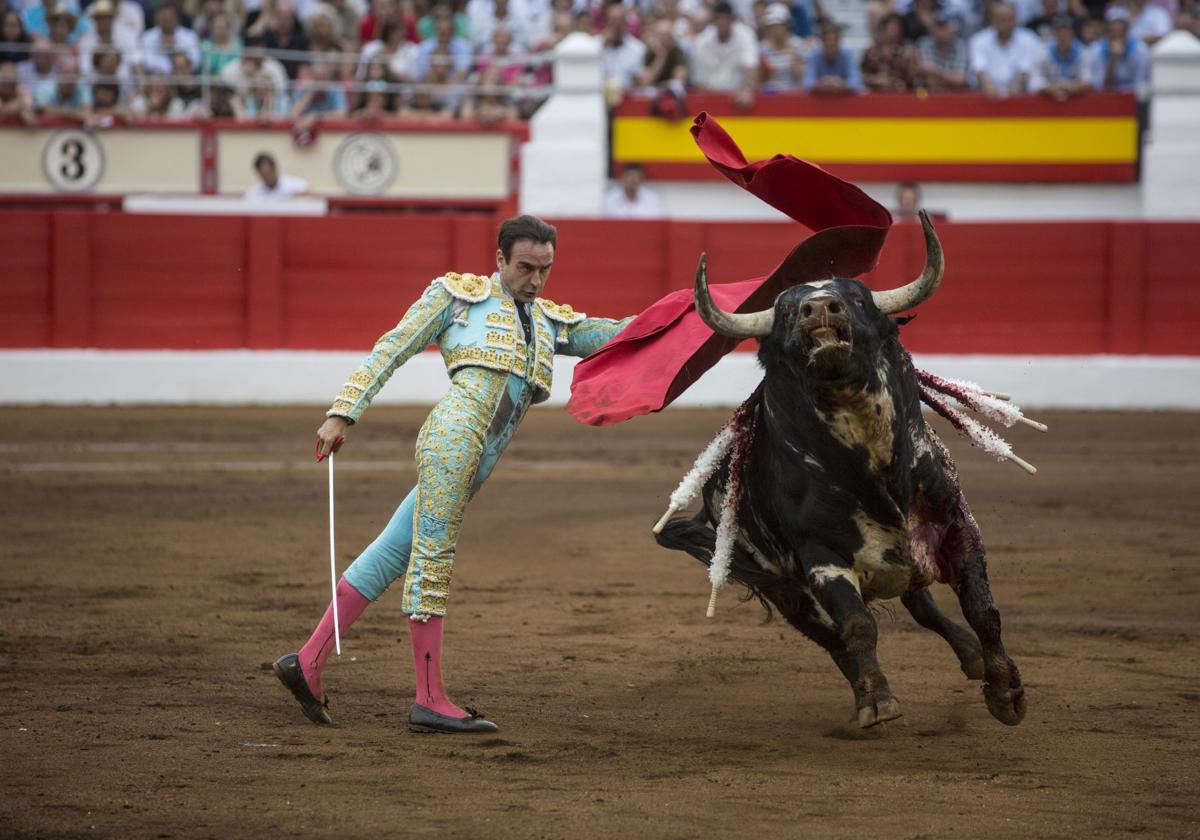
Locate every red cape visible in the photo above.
<box><xmin>566</xmin><ymin>113</ymin><xmax>893</xmax><ymax>427</ymax></box>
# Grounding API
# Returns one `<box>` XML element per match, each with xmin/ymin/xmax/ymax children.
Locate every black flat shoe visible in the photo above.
<box><xmin>273</xmin><ymin>653</ymin><xmax>331</xmax><ymax>725</ymax></box>
<box><xmin>408</xmin><ymin>703</ymin><xmax>499</xmax><ymax>734</ymax></box>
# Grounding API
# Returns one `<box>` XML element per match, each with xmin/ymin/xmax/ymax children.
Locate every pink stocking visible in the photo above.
<box><xmin>409</xmin><ymin>616</ymin><xmax>467</xmax><ymax>718</ymax></box>
<box><xmin>298</xmin><ymin>578</ymin><xmax>370</xmax><ymax>698</ymax></box>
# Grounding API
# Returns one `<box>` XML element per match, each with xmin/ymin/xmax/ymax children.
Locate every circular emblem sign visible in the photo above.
<box><xmin>42</xmin><ymin>129</ymin><xmax>106</xmax><ymax>192</ymax></box>
<box><xmin>333</xmin><ymin>133</ymin><xmax>397</xmax><ymax>196</ymax></box>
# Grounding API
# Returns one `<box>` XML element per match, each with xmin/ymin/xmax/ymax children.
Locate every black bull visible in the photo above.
<box><xmin>655</xmin><ymin>213</ymin><xmax>1026</xmax><ymax>728</ymax></box>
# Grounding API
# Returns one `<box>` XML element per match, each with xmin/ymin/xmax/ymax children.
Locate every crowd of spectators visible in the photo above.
<box><xmin>0</xmin><ymin>0</ymin><xmax>1196</xmax><ymax>129</ymax></box>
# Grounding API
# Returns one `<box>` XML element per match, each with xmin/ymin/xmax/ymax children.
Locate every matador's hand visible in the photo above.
<box><xmin>316</xmin><ymin>416</ymin><xmax>348</xmax><ymax>462</ymax></box>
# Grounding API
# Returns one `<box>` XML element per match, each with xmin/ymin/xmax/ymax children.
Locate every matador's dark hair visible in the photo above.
<box><xmin>497</xmin><ymin>214</ymin><xmax>557</xmax><ymax>261</ymax></box>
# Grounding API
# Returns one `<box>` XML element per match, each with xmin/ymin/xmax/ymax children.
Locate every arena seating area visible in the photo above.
<box><xmin>1</xmin><ymin>0</ymin><xmax>1194</xmax><ymax>129</ymax></box>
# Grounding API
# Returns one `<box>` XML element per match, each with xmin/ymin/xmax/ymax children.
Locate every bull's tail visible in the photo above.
<box><xmin>654</xmin><ymin>511</ymin><xmax>780</xmax><ymax>619</ymax></box>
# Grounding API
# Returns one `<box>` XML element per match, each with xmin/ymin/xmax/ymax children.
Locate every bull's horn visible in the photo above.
<box><xmin>694</xmin><ymin>253</ymin><xmax>775</xmax><ymax>339</ymax></box>
<box><xmin>871</xmin><ymin>210</ymin><xmax>945</xmax><ymax>315</ymax></box>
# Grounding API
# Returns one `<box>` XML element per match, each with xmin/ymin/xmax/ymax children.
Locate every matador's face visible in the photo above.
<box><xmin>497</xmin><ymin>240</ymin><xmax>554</xmax><ymax>305</ymax></box>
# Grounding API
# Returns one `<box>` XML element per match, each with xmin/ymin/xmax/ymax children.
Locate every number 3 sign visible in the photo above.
<box><xmin>42</xmin><ymin>129</ymin><xmax>105</xmax><ymax>192</ymax></box>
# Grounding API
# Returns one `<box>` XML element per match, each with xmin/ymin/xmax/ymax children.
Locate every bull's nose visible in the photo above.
<box><xmin>800</xmin><ymin>295</ymin><xmax>844</xmax><ymax>321</ymax></box>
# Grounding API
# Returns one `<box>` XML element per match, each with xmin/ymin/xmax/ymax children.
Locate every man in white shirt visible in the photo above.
<box><xmin>602</xmin><ymin>163</ymin><xmax>665</xmax><ymax>219</ymax></box>
<box><xmin>245</xmin><ymin>153</ymin><xmax>311</xmax><ymax>199</ymax></box>
<box><xmin>968</xmin><ymin>1</ymin><xmax>1043</xmax><ymax>96</ymax></box>
<box><xmin>1126</xmin><ymin>0</ymin><xmax>1172</xmax><ymax>44</ymax></box>
<box><xmin>140</xmin><ymin>4</ymin><xmax>201</xmax><ymax>74</ymax></box>
<box><xmin>77</xmin><ymin>0</ymin><xmax>141</xmax><ymax>81</ymax></box>
<box><xmin>220</xmin><ymin>39</ymin><xmax>290</xmax><ymax>118</ymax></box>
<box><xmin>600</xmin><ymin>3</ymin><xmax>647</xmax><ymax>91</ymax></box>
<box><xmin>690</xmin><ymin>0</ymin><xmax>759</xmax><ymax>102</ymax></box>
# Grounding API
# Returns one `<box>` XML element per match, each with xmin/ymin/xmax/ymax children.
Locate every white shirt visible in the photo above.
<box><xmin>968</xmin><ymin>27</ymin><xmax>1043</xmax><ymax>93</ymax></box>
<box><xmin>77</xmin><ymin>28</ymin><xmax>142</xmax><ymax>78</ymax></box>
<box><xmin>602</xmin><ymin>183</ymin><xmax>665</xmax><ymax>219</ymax></box>
<box><xmin>140</xmin><ymin>25</ymin><xmax>202</xmax><ymax>73</ymax></box>
<box><xmin>601</xmin><ymin>34</ymin><xmax>647</xmax><ymax>89</ymax></box>
<box><xmin>1130</xmin><ymin>4</ymin><xmax>1172</xmax><ymax>42</ymax></box>
<box><xmin>245</xmin><ymin>174</ymin><xmax>311</xmax><ymax>199</ymax></box>
<box><xmin>690</xmin><ymin>22</ymin><xmax>759</xmax><ymax>90</ymax></box>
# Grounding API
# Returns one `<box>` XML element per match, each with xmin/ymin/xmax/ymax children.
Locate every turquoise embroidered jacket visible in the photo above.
<box><xmin>328</xmin><ymin>272</ymin><xmax>633</xmax><ymax>422</ymax></box>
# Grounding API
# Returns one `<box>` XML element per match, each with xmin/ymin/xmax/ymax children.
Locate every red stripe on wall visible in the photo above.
<box><xmin>0</xmin><ymin>210</ymin><xmax>1196</xmax><ymax>356</ymax></box>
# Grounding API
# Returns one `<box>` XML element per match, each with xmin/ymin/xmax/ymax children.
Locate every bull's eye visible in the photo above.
<box><xmin>855</xmin><ymin>297</ymin><xmax>866</xmax><ymax>309</ymax></box>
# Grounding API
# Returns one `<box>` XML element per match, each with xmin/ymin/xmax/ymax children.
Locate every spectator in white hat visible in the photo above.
<box><xmin>78</xmin><ymin>0</ymin><xmax>141</xmax><ymax>80</ymax></box>
<box><xmin>759</xmin><ymin>2</ymin><xmax>807</xmax><ymax>90</ymax></box>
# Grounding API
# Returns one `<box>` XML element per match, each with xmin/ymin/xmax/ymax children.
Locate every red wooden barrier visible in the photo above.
<box><xmin>0</xmin><ymin>210</ymin><xmax>1195</xmax><ymax>355</ymax></box>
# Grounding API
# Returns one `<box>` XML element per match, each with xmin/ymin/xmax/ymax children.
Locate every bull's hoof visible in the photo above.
<box><xmin>959</xmin><ymin>655</ymin><xmax>986</xmax><ymax>681</ymax></box>
<box><xmin>857</xmin><ymin>696</ymin><xmax>903</xmax><ymax>729</ymax></box>
<box><xmin>983</xmin><ymin>683</ymin><xmax>1026</xmax><ymax>726</ymax></box>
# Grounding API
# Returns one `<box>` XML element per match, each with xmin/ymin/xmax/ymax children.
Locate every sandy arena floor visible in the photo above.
<box><xmin>1</xmin><ymin>406</ymin><xmax>1198</xmax><ymax>839</ymax></box>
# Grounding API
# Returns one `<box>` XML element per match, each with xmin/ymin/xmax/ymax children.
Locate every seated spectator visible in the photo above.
<box><xmin>289</xmin><ymin>56</ymin><xmax>346</xmax><ymax>119</ymax></box>
<box><xmin>306</xmin><ymin>4</ymin><xmax>345</xmax><ymax>55</ymax></box>
<box><xmin>109</xmin><ymin>0</ymin><xmax>146</xmax><ymax>48</ymax></box>
<box><xmin>261</xmin><ymin>4</ymin><xmax>310</xmax><ymax>80</ymax></box>
<box><xmin>477</xmin><ymin>25</ymin><xmax>530</xmax><ymax>86</ymax></box>
<box><xmin>32</xmin><ymin>53</ymin><xmax>89</xmax><ymax>117</ymax></box>
<box><xmin>403</xmin><ymin>44</ymin><xmax>460</xmax><ymax>120</ymax></box>
<box><xmin>26</xmin><ymin>38</ymin><xmax>60</xmax><ymax>91</ymax></box>
<box><xmin>141</xmin><ymin>5</ymin><xmax>201</xmax><ymax>74</ymax></box>
<box><xmin>245</xmin><ymin>151</ymin><xmax>310</xmax><ymax>197</ymax></box>
<box><xmin>803</xmin><ymin>22</ymin><xmax>863</xmax><ymax>95</ymax></box>
<box><xmin>415</xmin><ymin>12</ymin><xmax>472</xmax><ymax>82</ymax></box>
<box><xmin>901</xmin><ymin>0</ymin><xmax>940</xmax><ymax>43</ymax></box>
<box><xmin>132</xmin><ymin>73</ymin><xmax>199</xmax><ymax>118</ymax></box>
<box><xmin>1078</xmin><ymin>13</ymin><xmax>1104</xmax><ymax>45</ymax></box>
<box><xmin>323</xmin><ymin>0</ymin><xmax>363</xmax><ymax>49</ymax></box>
<box><xmin>1026</xmin><ymin>0</ymin><xmax>1078</xmax><ymax>39</ymax></box>
<box><xmin>201</xmin><ymin>11</ymin><xmax>243</xmax><ymax>77</ymax></box>
<box><xmin>417</xmin><ymin>0</ymin><xmax>470</xmax><ymax>41</ymax></box>
<box><xmin>1126</xmin><ymin>0</ymin><xmax>1173</xmax><ymax>44</ymax></box>
<box><xmin>45</xmin><ymin>4</ymin><xmax>81</xmax><ymax>52</ymax></box>
<box><xmin>79</xmin><ymin>0</ymin><xmax>141</xmax><ymax>79</ymax></box>
<box><xmin>690</xmin><ymin>0</ymin><xmax>758</xmax><ymax>105</ymax></box>
<box><xmin>603</xmin><ymin>162</ymin><xmax>665</xmax><ymax>219</ymax></box>
<box><xmin>84</xmin><ymin>79</ymin><xmax>133</xmax><ymax>126</ymax></box>
<box><xmin>968</xmin><ymin>1</ymin><xmax>1042</xmax><ymax>97</ymax></box>
<box><xmin>359</xmin><ymin>19</ymin><xmax>419</xmax><ymax>80</ymax></box>
<box><xmin>894</xmin><ymin>181</ymin><xmax>921</xmax><ymax>220</ymax></box>
<box><xmin>0</xmin><ymin>60</ymin><xmax>36</xmax><ymax>125</ymax></box>
<box><xmin>1032</xmin><ymin>14</ymin><xmax>1093</xmax><ymax>98</ymax></box>
<box><xmin>208</xmin><ymin>80</ymin><xmax>240</xmax><ymax>116</ymax></box>
<box><xmin>467</xmin><ymin>0</ymin><xmax>531</xmax><ymax>52</ymax></box>
<box><xmin>219</xmin><ymin>36</ymin><xmax>289</xmax><ymax>117</ymax></box>
<box><xmin>601</xmin><ymin>3</ymin><xmax>648</xmax><ymax>94</ymax></box>
<box><xmin>1</xmin><ymin>10</ymin><xmax>33</xmax><ymax>66</ymax></box>
<box><xmin>90</xmin><ymin>47</ymin><xmax>134</xmax><ymax>100</ymax></box>
<box><xmin>758</xmin><ymin>2</ymin><xmax>806</xmax><ymax>91</ymax></box>
<box><xmin>861</xmin><ymin>12</ymin><xmax>919</xmax><ymax>91</ymax></box>
<box><xmin>350</xmin><ymin>59</ymin><xmax>397</xmax><ymax>118</ymax></box>
<box><xmin>23</xmin><ymin>0</ymin><xmax>87</xmax><ymax>42</ymax></box>
<box><xmin>170</xmin><ymin>50</ymin><xmax>206</xmax><ymax>111</ymax></box>
<box><xmin>637</xmin><ymin>18</ymin><xmax>689</xmax><ymax>93</ymax></box>
<box><xmin>460</xmin><ymin>65</ymin><xmax>519</xmax><ymax>122</ymax></box>
<box><xmin>359</xmin><ymin>0</ymin><xmax>415</xmax><ymax>46</ymax></box>
<box><xmin>1088</xmin><ymin>6</ymin><xmax>1148</xmax><ymax>96</ymax></box>
<box><xmin>917</xmin><ymin>12</ymin><xmax>969</xmax><ymax>90</ymax></box>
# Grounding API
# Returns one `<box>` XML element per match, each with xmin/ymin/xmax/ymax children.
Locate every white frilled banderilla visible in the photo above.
<box><xmin>653</xmin><ymin>372</ymin><xmax>1047</xmax><ymax>616</ymax></box>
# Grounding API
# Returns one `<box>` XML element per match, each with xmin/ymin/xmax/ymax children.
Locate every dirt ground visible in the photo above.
<box><xmin>1</xmin><ymin>406</ymin><xmax>1198</xmax><ymax>839</ymax></box>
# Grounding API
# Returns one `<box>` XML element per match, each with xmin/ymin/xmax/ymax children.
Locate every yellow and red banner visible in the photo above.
<box><xmin>613</xmin><ymin>93</ymin><xmax>1139</xmax><ymax>182</ymax></box>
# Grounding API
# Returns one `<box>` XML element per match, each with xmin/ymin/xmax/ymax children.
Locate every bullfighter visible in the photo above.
<box><xmin>274</xmin><ymin>214</ymin><xmax>633</xmax><ymax>734</ymax></box>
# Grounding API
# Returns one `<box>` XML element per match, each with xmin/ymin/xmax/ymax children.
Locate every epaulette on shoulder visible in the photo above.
<box><xmin>436</xmin><ymin>272</ymin><xmax>492</xmax><ymax>303</ymax></box>
<box><xmin>535</xmin><ymin>297</ymin><xmax>586</xmax><ymax>325</ymax></box>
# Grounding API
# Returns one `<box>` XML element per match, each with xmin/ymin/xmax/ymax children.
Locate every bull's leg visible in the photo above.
<box><xmin>799</xmin><ymin>544</ymin><xmax>901</xmax><ymax>728</ymax></box>
<box><xmin>944</xmin><ymin>507</ymin><xmax>1026</xmax><ymax>726</ymax></box>
<box><xmin>901</xmin><ymin>586</ymin><xmax>985</xmax><ymax>680</ymax></box>
<box><xmin>953</xmin><ymin>556</ymin><xmax>1026</xmax><ymax>725</ymax></box>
